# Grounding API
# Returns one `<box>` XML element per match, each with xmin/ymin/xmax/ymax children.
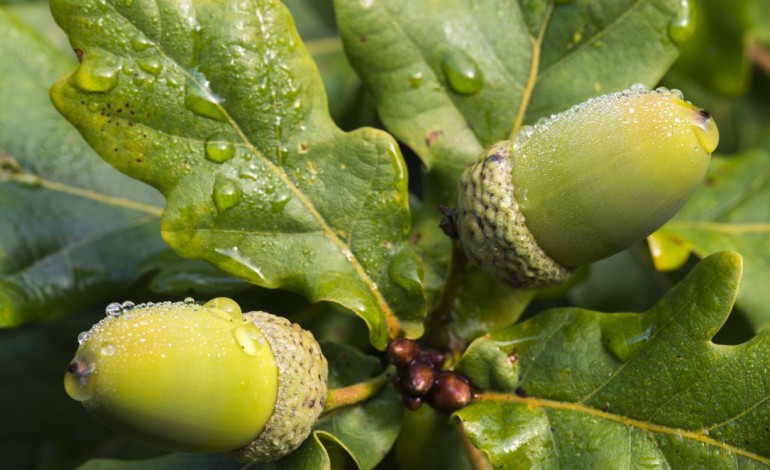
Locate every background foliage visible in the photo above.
<box><xmin>2</xmin><ymin>0</ymin><xmax>770</xmax><ymax>468</ymax></box>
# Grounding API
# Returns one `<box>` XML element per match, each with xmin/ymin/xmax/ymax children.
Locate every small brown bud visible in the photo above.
<box><xmin>424</xmin><ymin>349</ymin><xmax>445</xmax><ymax>369</ymax></box>
<box><xmin>402</xmin><ymin>394</ymin><xmax>423</xmax><ymax>411</ymax></box>
<box><xmin>388</xmin><ymin>338</ymin><xmax>421</xmax><ymax>367</ymax></box>
<box><xmin>428</xmin><ymin>371</ymin><xmax>472</xmax><ymax>413</ymax></box>
<box><xmin>403</xmin><ymin>359</ymin><xmax>436</xmax><ymax>396</ymax></box>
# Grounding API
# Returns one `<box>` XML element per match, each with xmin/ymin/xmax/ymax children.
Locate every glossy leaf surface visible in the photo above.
<box><xmin>653</xmin><ymin>148</ymin><xmax>770</xmax><ymax>331</ymax></box>
<box><xmin>456</xmin><ymin>252</ymin><xmax>770</xmax><ymax>468</ymax></box>
<box><xmin>335</xmin><ymin>0</ymin><xmax>687</xmax><ymax>198</ymax></box>
<box><xmin>49</xmin><ymin>0</ymin><xmax>425</xmax><ymax>348</ymax></box>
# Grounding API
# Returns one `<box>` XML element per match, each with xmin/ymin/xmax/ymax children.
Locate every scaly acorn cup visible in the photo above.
<box><xmin>63</xmin><ymin>298</ymin><xmax>328</xmax><ymax>462</ymax></box>
<box><xmin>455</xmin><ymin>85</ymin><xmax>719</xmax><ymax>288</ymax></box>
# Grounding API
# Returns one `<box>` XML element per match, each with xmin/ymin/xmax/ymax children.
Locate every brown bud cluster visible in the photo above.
<box><xmin>387</xmin><ymin>339</ymin><xmax>471</xmax><ymax>413</ymax></box>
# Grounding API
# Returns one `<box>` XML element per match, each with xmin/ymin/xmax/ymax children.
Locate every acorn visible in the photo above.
<box><xmin>455</xmin><ymin>85</ymin><xmax>719</xmax><ymax>287</ymax></box>
<box><xmin>64</xmin><ymin>297</ymin><xmax>328</xmax><ymax>462</ymax></box>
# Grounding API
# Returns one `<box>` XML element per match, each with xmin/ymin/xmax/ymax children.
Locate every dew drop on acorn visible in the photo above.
<box><xmin>204</xmin><ymin>297</ymin><xmax>242</xmax><ymax>320</ymax></box>
<box><xmin>64</xmin><ymin>356</ymin><xmax>97</xmax><ymax>402</ymax></box>
<box><xmin>212</xmin><ymin>175</ymin><xmax>242</xmax><ymax>212</ymax></box>
<box><xmin>205</xmin><ymin>135</ymin><xmax>236</xmax><ymax>163</ymax></box>
<box><xmin>105</xmin><ymin>302</ymin><xmax>124</xmax><ymax>317</ymax></box>
<box><xmin>100</xmin><ymin>342</ymin><xmax>116</xmax><ymax>357</ymax></box>
<box><xmin>233</xmin><ymin>324</ymin><xmax>266</xmax><ymax>356</ymax></box>
<box><xmin>441</xmin><ymin>50</ymin><xmax>483</xmax><ymax>95</ymax></box>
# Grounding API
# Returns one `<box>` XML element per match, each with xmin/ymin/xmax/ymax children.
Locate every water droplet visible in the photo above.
<box><xmin>121</xmin><ymin>300</ymin><xmax>135</xmax><ymax>310</ymax></box>
<box><xmin>233</xmin><ymin>324</ymin><xmax>266</xmax><ymax>356</ymax></box>
<box><xmin>212</xmin><ymin>175</ymin><xmax>242</xmax><ymax>212</ymax></box>
<box><xmin>409</xmin><ymin>70</ymin><xmax>423</xmax><ymax>88</ymax></box>
<box><xmin>692</xmin><ymin>109</ymin><xmax>719</xmax><ymax>154</ymax></box>
<box><xmin>184</xmin><ymin>70</ymin><xmax>228</xmax><ymax>122</ymax></box>
<box><xmin>137</xmin><ymin>58</ymin><xmax>163</xmax><ymax>76</ymax></box>
<box><xmin>70</xmin><ymin>55</ymin><xmax>120</xmax><ymax>93</ymax></box>
<box><xmin>184</xmin><ymin>296</ymin><xmax>195</xmax><ymax>303</ymax></box>
<box><xmin>105</xmin><ymin>302</ymin><xmax>124</xmax><ymax>317</ymax></box>
<box><xmin>441</xmin><ymin>50</ymin><xmax>483</xmax><ymax>95</ymax></box>
<box><xmin>270</xmin><ymin>189</ymin><xmax>291</xmax><ymax>212</ymax></box>
<box><xmin>205</xmin><ymin>134</ymin><xmax>236</xmax><ymax>163</ymax></box>
<box><xmin>204</xmin><ymin>297</ymin><xmax>242</xmax><ymax>321</ymax></box>
<box><xmin>77</xmin><ymin>331</ymin><xmax>89</xmax><ymax>345</ymax></box>
<box><xmin>100</xmin><ymin>342</ymin><xmax>116</xmax><ymax>356</ymax></box>
<box><xmin>668</xmin><ymin>0</ymin><xmax>695</xmax><ymax>46</ymax></box>
<box><xmin>64</xmin><ymin>356</ymin><xmax>96</xmax><ymax>401</ymax></box>
<box><xmin>630</xmin><ymin>83</ymin><xmax>648</xmax><ymax>93</ymax></box>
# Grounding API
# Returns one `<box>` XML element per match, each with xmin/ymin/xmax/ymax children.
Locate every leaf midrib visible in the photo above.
<box><xmin>102</xmin><ymin>1</ymin><xmax>402</xmax><ymax>339</ymax></box>
<box><xmin>478</xmin><ymin>392</ymin><xmax>770</xmax><ymax>465</ymax></box>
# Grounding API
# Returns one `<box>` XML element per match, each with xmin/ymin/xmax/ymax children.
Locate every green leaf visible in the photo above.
<box><xmin>653</xmin><ymin>148</ymin><xmax>770</xmax><ymax>331</ymax></box>
<box><xmin>670</xmin><ymin>0</ymin><xmax>752</xmax><ymax>96</ymax></box>
<box><xmin>313</xmin><ymin>343</ymin><xmax>403</xmax><ymax>470</ymax></box>
<box><xmin>0</xmin><ymin>7</ymin><xmax>170</xmax><ymax>327</ymax></box>
<box><xmin>335</xmin><ymin>0</ymin><xmax>686</xmax><ymax>199</ymax></box>
<box><xmin>48</xmin><ymin>0</ymin><xmax>426</xmax><ymax>349</ymax></box>
<box><xmin>456</xmin><ymin>252</ymin><xmax>770</xmax><ymax>468</ymax></box>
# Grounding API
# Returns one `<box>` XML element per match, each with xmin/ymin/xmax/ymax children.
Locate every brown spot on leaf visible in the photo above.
<box><xmin>425</xmin><ymin>130</ymin><xmax>443</xmax><ymax>148</ymax></box>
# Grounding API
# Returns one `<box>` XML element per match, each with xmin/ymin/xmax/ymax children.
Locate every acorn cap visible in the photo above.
<box><xmin>234</xmin><ymin>311</ymin><xmax>328</xmax><ymax>462</ymax></box>
<box><xmin>455</xmin><ymin>140</ymin><xmax>572</xmax><ymax>287</ymax></box>
<box><xmin>64</xmin><ymin>298</ymin><xmax>327</xmax><ymax>462</ymax></box>
<box><xmin>455</xmin><ymin>86</ymin><xmax>718</xmax><ymax>287</ymax></box>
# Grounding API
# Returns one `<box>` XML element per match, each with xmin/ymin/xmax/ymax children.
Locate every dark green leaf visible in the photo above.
<box><xmin>653</xmin><ymin>148</ymin><xmax>770</xmax><ymax>331</ymax></box>
<box><xmin>335</xmin><ymin>0</ymin><xmax>686</xmax><ymax>199</ymax></box>
<box><xmin>78</xmin><ymin>453</ymin><xmax>240</xmax><ymax>470</ymax></box>
<box><xmin>0</xmin><ymin>7</ymin><xmax>169</xmax><ymax>327</ymax></box>
<box><xmin>456</xmin><ymin>252</ymin><xmax>770</xmax><ymax>468</ymax></box>
<box><xmin>48</xmin><ymin>0</ymin><xmax>426</xmax><ymax>349</ymax></box>
<box><xmin>394</xmin><ymin>406</ymin><xmax>474</xmax><ymax>470</ymax></box>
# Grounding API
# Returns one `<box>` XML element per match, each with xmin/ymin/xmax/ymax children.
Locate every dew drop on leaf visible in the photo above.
<box><xmin>270</xmin><ymin>189</ymin><xmax>291</xmax><ymax>212</ymax></box>
<box><xmin>184</xmin><ymin>71</ymin><xmax>228</xmax><ymax>122</ymax></box>
<box><xmin>409</xmin><ymin>71</ymin><xmax>423</xmax><ymax>88</ymax></box>
<box><xmin>137</xmin><ymin>58</ymin><xmax>163</xmax><ymax>77</ymax></box>
<box><xmin>212</xmin><ymin>175</ymin><xmax>242</xmax><ymax>212</ymax></box>
<box><xmin>70</xmin><ymin>56</ymin><xmax>120</xmax><ymax>93</ymax></box>
<box><xmin>440</xmin><ymin>50</ymin><xmax>483</xmax><ymax>95</ymax></box>
<box><xmin>205</xmin><ymin>134</ymin><xmax>236</xmax><ymax>163</ymax></box>
<box><xmin>668</xmin><ymin>0</ymin><xmax>695</xmax><ymax>46</ymax></box>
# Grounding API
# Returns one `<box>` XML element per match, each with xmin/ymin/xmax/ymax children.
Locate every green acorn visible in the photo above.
<box><xmin>64</xmin><ymin>297</ymin><xmax>327</xmax><ymax>462</ymax></box>
<box><xmin>455</xmin><ymin>85</ymin><xmax>719</xmax><ymax>287</ymax></box>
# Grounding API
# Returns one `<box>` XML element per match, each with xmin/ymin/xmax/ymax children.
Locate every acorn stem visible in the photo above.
<box><xmin>322</xmin><ymin>366</ymin><xmax>395</xmax><ymax>413</ymax></box>
<box><xmin>422</xmin><ymin>238</ymin><xmax>468</xmax><ymax>350</ymax></box>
